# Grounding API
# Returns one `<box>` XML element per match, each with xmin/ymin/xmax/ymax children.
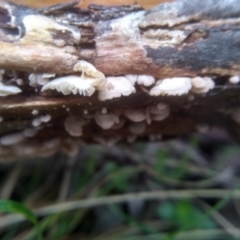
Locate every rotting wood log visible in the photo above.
<box><xmin>0</xmin><ymin>0</ymin><xmax>240</xmax><ymax>160</ymax></box>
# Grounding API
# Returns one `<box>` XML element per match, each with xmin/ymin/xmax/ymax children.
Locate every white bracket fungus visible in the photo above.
<box><xmin>149</xmin><ymin>77</ymin><xmax>192</xmax><ymax>96</ymax></box>
<box><xmin>40</xmin><ymin>114</ymin><xmax>51</xmax><ymax>123</ymax></box>
<box><xmin>0</xmin><ymin>132</ymin><xmax>25</xmax><ymax>146</ymax></box>
<box><xmin>29</xmin><ymin>73</ymin><xmax>56</xmax><ymax>87</ymax></box>
<box><xmin>0</xmin><ymin>82</ymin><xmax>22</xmax><ymax>96</ymax></box>
<box><xmin>229</xmin><ymin>76</ymin><xmax>240</xmax><ymax>85</ymax></box>
<box><xmin>94</xmin><ymin>111</ymin><xmax>120</xmax><ymax>129</ymax></box>
<box><xmin>73</xmin><ymin>60</ymin><xmax>105</xmax><ymax>79</ymax></box>
<box><xmin>41</xmin><ymin>75</ymin><xmax>105</xmax><ymax>96</ymax></box>
<box><xmin>125</xmin><ymin>75</ymin><xmax>155</xmax><ymax>86</ymax></box>
<box><xmin>137</xmin><ymin>75</ymin><xmax>155</xmax><ymax>86</ymax></box>
<box><xmin>98</xmin><ymin>76</ymin><xmax>136</xmax><ymax>101</ymax></box>
<box><xmin>146</xmin><ymin>103</ymin><xmax>170</xmax><ymax>124</ymax></box>
<box><xmin>124</xmin><ymin>108</ymin><xmax>146</xmax><ymax>122</ymax></box>
<box><xmin>64</xmin><ymin>115</ymin><xmax>87</xmax><ymax>137</ymax></box>
<box><xmin>191</xmin><ymin>77</ymin><xmax>215</xmax><ymax>94</ymax></box>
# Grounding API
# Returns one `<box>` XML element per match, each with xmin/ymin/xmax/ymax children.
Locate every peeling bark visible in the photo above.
<box><xmin>0</xmin><ymin>0</ymin><xmax>240</xmax><ymax>160</ymax></box>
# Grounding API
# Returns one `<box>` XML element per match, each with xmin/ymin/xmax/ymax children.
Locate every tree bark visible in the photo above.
<box><xmin>0</xmin><ymin>0</ymin><xmax>240</xmax><ymax>160</ymax></box>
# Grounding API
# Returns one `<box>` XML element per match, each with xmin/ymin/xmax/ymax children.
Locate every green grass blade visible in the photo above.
<box><xmin>0</xmin><ymin>200</ymin><xmax>42</xmax><ymax>240</ymax></box>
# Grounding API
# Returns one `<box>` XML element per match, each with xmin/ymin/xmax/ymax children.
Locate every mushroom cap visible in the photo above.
<box><xmin>124</xmin><ymin>108</ymin><xmax>146</xmax><ymax>122</ymax></box>
<box><xmin>64</xmin><ymin>115</ymin><xmax>85</xmax><ymax>137</ymax></box>
<box><xmin>0</xmin><ymin>132</ymin><xmax>25</xmax><ymax>146</ymax></box>
<box><xmin>41</xmin><ymin>75</ymin><xmax>105</xmax><ymax>96</ymax></box>
<box><xmin>149</xmin><ymin>77</ymin><xmax>192</xmax><ymax>96</ymax></box>
<box><xmin>0</xmin><ymin>82</ymin><xmax>22</xmax><ymax>96</ymax></box>
<box><xmin>229</xmin><ymin>76</ymin><xmax>240</xmax><ymax>84</ymax></box>
<box><xmin>94</xmin><ymin>111</ymin><xmax>120</xmax><ymax>129</ymax></box>
<box><xmin>98</xmin><ymin>76</ymin><xmax>136</xmax><ymax>101</ymax></box>
<box><xmin>137</xmin><ymin>75</ymin><xmax>155</xmax><ymax>86</ymax></box>
<box><xmin>125</xmin><ymin>74</ymin><xmax>138</xmax><ymax>85</ymax></box>
<box><xmin>73</xmin><ymin>60</ymin><xmax>105</xmax><ymax>79</ymax></box>
<box><xmin>191</xmin><ymin>77</ymin><xmax>215</xmax><ymax>94</ymax></box>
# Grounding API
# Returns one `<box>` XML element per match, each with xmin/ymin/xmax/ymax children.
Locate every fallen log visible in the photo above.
<box><xmin>0</xmin><ymin>0</ymin><xmax>240</xmax><ymax>160</ymax></box>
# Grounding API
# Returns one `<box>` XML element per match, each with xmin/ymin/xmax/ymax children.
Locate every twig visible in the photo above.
<box><xmin>1</xmin><ymin>189</ymin><xmax>240</xmax><ymax>229</ymax></box>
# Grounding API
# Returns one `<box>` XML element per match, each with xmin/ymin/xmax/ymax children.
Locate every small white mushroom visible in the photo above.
<box><xmin>32</xmin><ymin>118</ymin><xmax>41</xmax><ymax>127</ymax></box>
<box><xmin>124</xmin><ymin>108</ymin><xmax>146</xmax><ymax>122</ymax></box>
<box><xmin>191</xmin><ymin>77</ymin><xmax>215</xmax><ymax>94</ymax></box>
<box><xmin>102</xmin><ymin>107</ymin><xmax>107</xmax><ymax>114</ymax></box>
<box><xmin>29</xmin><ymin>73</ymin><xmax>55</xmax><ymax>87</ymax></box>
<box><xmin>32</xmin><ymin>109</ymin><xmax>39</xmax><ymax>115</ymax></box>
<box><xmin>23</xmin><ymin>128</ymin><xmax>38</xmax><ymax>137</ymax></box>
<box><xmin>0</xmin><ymin>132</ymin><xmax>25</xmax><ymax>146</ymax></box>
<box><xmin>40</xmin><ymin>114</ymin><xmax>51</xmax><ymax>123</ymax></box>
<box><xmin>42</xmin><ymin>75</ymin><xmax>105</xmax><ymax>96</ymax></box>
<box><xmin>73</xmin><ymin>60</ymin><xmax>105</xmax><ymax>79</ymax></box>
<box><xmin>229</xmin><ymin>76</ymin><xmax>240</xmax><ymax>84</ymax></box>
<box><xmin>150</xmin><ymin>77</ymin><xmax>192</xmax><ymax>96</ymax></box>
<box><xmin>0</xmin><ymin>82</ymin><xmax>22</xmax><ymax>96</ymax></box>
<box><xmin>128</xmin><ymin>121</ymin><xmax>146</xmax><ymax>135</ymax></box>
<box><xmin>146</xmin><ymin>103</ymin><xmax>170</xmax><ymax>124</ymax></box>
<box><xmin>94</xmin><ymin>111</ymin><xmax>119</xmax><ymax>129</ymax></box>
<box><xmin>98</xmin><ymin>76</ymin><xmax>136</xmax><ymax>101</ymax></box>
<box><xmin>64</xmin><ymin>115</ymin><xmax>86</xmax><ymax>137</ymax></box>
<box><xmin>16</xmin><ymin>79</ymin><xmax>24</xmax><ymax>86</ymax></box>
<box><xmin>137</xmin><ymin>75</ymin><xmax>155</xmax><ymax>86</ymax></box>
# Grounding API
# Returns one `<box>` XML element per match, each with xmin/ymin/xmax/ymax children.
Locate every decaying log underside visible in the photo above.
<box><xmin>0</xmin><ymin>0</ymin><xmax>240</xmax><ymax>160</ymax></box>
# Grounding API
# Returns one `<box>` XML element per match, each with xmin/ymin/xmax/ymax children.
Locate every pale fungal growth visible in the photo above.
<box><xmin>125</xmin><ymin>75</ymin><xmax>155</xmax><ymax>86</ymax></box>
<box><xmin>149</xmin><ymin>77</ymin><xmax>192</xmax><ymax>96</ymax></box>
<box><xmin>146</xmin><ymin>103</ymin><xmax>170</xmax><ymax>124</ymax></box>
<box><xmin>102</xmin><ymin>107</ymin><xmax>107</xmax><ymax>114</ymax></box>
<box><xmin>98</xmin><ymin>76</ymin><xmax>136</xmax><ymax>101</ymax></box>
<box><xmin>125</xmin><ymin>74</ymin><xmax>138</xmax><ymax>85</ymax></box>
<box><xmin>124</xmin><ymin>108</ymin><xmax>146</xmax><ymax>122</ymax></box>
<box><xmin>41</xmin><ymin>75</ymin><xmax>105</xmax><ymax>96</ymax></box>
<box><xmin>66</xmin><ymin>107</ymin><xmax>70</xmax><ymax>112</ymax></box>
<box><xmin>22</xmin><ymin>128</ymin><xmax>38</xmax><ymax>137</ymax></box>
<box><xmin>229</xmin><ymin>76</ymin><xmax>240</xmax><ymax>84</ymax></box>
<box><xmin>137</xmin><ymin>75</ymin><xmax>155</xmax><ymax>86</ymax></box>
<box><xmin>40</xmin><ymin>114</ymin><xmax>51</xmax><ymax>123</ymax></box>
<box><xmin>29</xmin><ymin>73</ymin><xmax>56</xmax><ymax>87</ymax></box>
<box><xmin>73</xmin><ymin>60</ymin><xmax>105</xmax><ymax>79</ymax></box>
<box><xmin>0</xmin><ymin>132</ymin><xmax>25</xmax><ymax>146</ymax></box>
<box><xmin>94</xmin><ymin>111</ymin><xmax>120</xmax><ymax>129</ymax></box>
<box><xmin>16</xmin><ymin>79</ymin><xmax>24</xmax><ymax>86</ymax></box>
<box><xmin>22</xmin><ymin>15</ymin><xmax>80</xmax><ymax>46</ymax></box>
<box><xmin>128</xmin><ymin>122</ymin><xmax>146</xmax><ymax>135</ymax></box>
<box><xmin>32</xmin><ymin>109</ymin><xmax>38</xmax><ymax>115</ymax></box>
<box><xmin>0</xmin><ymin>82</ymin><xmax>22</xmax><ymax>96</ymax></box>
<box><xmin>32</xmin><ymin>118</ymin><xmax>41</xmax><ymax>127</ymax></box>
<box><xmin>0</xmin><ymin>116</ymin><xmax>3</xmax><ymax>123</ymax></box>
<box><xmin>111</xmin><ymin>118</ymin><xmax>126</xmax><ymax>130</ymax></box>
<box><xmin>64</xmin><ymin>115</ymin><xmax>87</xmax><ymax>137</ymax></box>
<box><xmin>191</xmin><ymin>77</ymin><xmax>215</xmax><ymax>94</ymax></box>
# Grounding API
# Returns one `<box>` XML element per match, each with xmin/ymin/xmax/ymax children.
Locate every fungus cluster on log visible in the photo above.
<box><xmin>0</xmin><ymin>0</ymin><xmax>240</xmax><ymax>160</ymax></box>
